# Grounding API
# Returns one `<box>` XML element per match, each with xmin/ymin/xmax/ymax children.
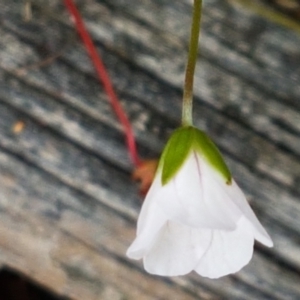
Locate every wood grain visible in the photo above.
<box><xmin>0</xmin><ymin>0</ymin><xmax>299</xmax><ymax>299</ymax></box>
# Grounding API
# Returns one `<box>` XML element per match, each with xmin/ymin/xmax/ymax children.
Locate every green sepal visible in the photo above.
<box><xmin>159</xmin><ymin>126</ymin><xmax>232</xmax><ymax>186</ymax></box>
<box><xmin>160</xmin><ymin>127</ymin><xmax>194</xmax><ymax>185</ymax></box>
<box><xmin>192</xmin><ymin>128</ymin><xmax>232</xmax><ymax>184</ymax></box>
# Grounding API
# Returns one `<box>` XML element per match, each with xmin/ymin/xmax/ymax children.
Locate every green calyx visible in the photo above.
<box><xmin>159</xmin><ymin>126</ymin><xmax>232</xmax><ymax>185</ymax></box>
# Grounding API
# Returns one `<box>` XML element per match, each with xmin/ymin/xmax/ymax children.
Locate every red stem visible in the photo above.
<box><xmin>64</xmin><ymin>0</ymin><xmax>141</xmax><ymax>166</ymax></box>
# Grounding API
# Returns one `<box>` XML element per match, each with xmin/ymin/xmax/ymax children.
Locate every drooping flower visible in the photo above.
<box><xmin>127</xmin><ymin>126</ymin><xmax>273</xmax><ymax>279</ymax></box>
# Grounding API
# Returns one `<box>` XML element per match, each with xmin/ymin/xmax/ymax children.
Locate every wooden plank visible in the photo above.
<box><xmin>0</xmin><ymin>0</ymin><xmax>299</xmax><ymax>299</ymax></box>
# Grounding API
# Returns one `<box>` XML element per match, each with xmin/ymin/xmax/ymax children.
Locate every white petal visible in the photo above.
<box><xmin>126</xmin><ymin>174</ymin><xmax>167</xmax><ymax>259</ymax></box>
<box><xmin>227</xmin><ymin>181</ymin><xmax>273</xmax><ymax>247</ymax></box>
<box><xmin>144</xmin><ymin>221</ymin><xmax>211</xmax><ymax>276</ymax></box>
<box><xmin>157</xmin><ymin>151</ymin><xmax>241</xmax><ymax>229</ymax></box>
<box><xmin>195</xmin><ymin>216</ymin><xmax>254</xmax><ymax>278</ymax></box>
<box><xmin>199</xmin><ymin>154</ymin><xmax>243</xmax><ymax>227</ymax></box>
<box><xmin>126</xmin><ymin>202</ymin><xmax>166</xmax><ymax>260</ymax></box>
<box><xmin>136</xmin><ymin>172</ymin><xmax>165</xmax><ymax>236</ymax></box>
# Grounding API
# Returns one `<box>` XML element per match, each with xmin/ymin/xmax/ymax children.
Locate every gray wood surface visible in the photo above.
<box><xmin>0</xmin><ymin>0</ymin><xmax>299</xmax><ymax>299</ymax></box>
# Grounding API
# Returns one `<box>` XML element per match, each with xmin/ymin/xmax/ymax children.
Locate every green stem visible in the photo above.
<box><xmin>182</xmin><ymin>0</ymin><xmax>202</xmax><ymax>126</ymax></box>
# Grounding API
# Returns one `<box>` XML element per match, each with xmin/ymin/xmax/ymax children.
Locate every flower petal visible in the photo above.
<box><xmin>144</xmin><ymin>221</ymin><xmax>211</xmax><ymax>276</ymax></box>
<box><xmin>199</xmin><ymin>153</ymin><xmax>243</xmax><ymax>226</ymax></box>
<box><xmin>136</xmin><ymin>172</ymin><xmax>165</xmax><ymax>236</ymax></box>
<box><xmin>126</xmin><ymin>203</ymin><xmax>166</xmax><ymax>259</ymax></box>
<box><xmin>227</xmin><ymin>181</ymin><xmax>273</xmax><ymax>247</ymax></box>
<box><xmin>195</xmin><ymin>216</ymin><xmax>254</xmax><ymax>278</ymax></box>
<box><xmin>157</xmin><ymin>151</ymin><xmax>241</xmax><ymax>229</ymax></box>
<box><xmin>126</xmin><ymin>175</ymin><xmax>167</xmax><ymax>260</ymax></box>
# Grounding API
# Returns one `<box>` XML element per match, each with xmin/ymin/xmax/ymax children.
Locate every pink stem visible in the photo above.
<box><xmin>64</xmin><ymin>0</ymin><xmax>141</xmax><ymax>166</ymax></box>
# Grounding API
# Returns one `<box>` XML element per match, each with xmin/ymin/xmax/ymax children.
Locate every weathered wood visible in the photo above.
<box><xmin>0</xmin><ymin>0</ymin><xmax>299</xmax><ymax>299</ymax></box>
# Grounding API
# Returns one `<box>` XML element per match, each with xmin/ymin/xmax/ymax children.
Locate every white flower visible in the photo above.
<box><xmin>127</xmin><ymin>127</ymin><xmax>273</xmax><ymax>278</ymax></box>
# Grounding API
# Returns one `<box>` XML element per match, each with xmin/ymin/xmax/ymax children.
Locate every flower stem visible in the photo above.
<box><xmin>64</xmin><ymin>0</ymin><xmax>141</xmax><ymax>167</ymax></box>
<box><xmin>182</xmin><ymin>0</ymin><xmax>202</xmax><ymax>126</ymax></box>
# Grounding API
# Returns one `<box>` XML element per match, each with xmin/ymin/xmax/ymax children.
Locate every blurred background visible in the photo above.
<box><xmin>0</xmin><ymin>0</ymin><xmax>299</xmax><ymax>299</ymax></box>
